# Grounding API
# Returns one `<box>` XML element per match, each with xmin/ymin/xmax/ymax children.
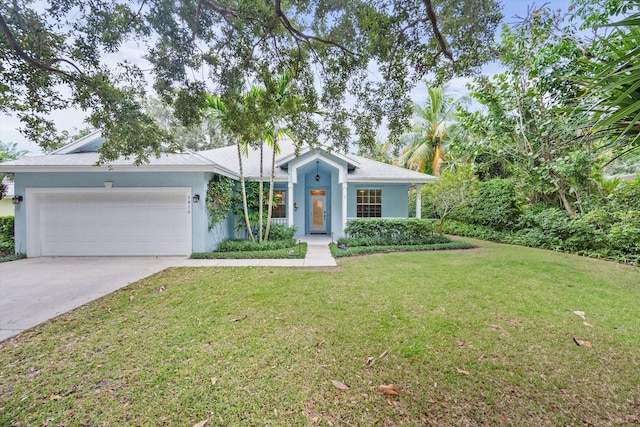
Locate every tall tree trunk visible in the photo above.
<box><xmin>258</xmin><ymin>143</ymin><xmax>264</xmax><ymax>242</ymax></box>
<box><xmin>264</xmin><ymin>124</ymin><xmax>277</xmax><ymax>241</ymax></box>
<box><xmin>237</xmin><ymin>142</ymin><xmax>254</xmax><ymax>241</ymax></box>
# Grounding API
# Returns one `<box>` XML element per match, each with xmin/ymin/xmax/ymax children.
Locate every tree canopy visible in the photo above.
<box><xmin>1</xmin><ymin>0</ymin><xmax>502</xmax><ymax>163</ymax></box>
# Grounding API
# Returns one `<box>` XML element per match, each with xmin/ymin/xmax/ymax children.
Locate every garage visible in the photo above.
<box><xmin>26</xmin><ymin>188</ymin><xmax>192</xmax><ymax>257</ymax></box>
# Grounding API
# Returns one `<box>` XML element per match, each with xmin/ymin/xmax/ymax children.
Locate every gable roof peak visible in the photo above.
<box><xmin>51</xmin><ymin>130</ymin><xmax>104</xmax><ymax>155</ymax></box>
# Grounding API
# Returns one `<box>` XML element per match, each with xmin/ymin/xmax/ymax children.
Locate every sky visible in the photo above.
<box><xmin>0</xmin><ymin>0</ymin><xmax>573</xmax><ymax>155</ymax></box>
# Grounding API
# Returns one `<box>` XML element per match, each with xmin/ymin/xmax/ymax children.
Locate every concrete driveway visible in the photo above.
<box><xmin>0</xmin><ymin>257</ymin><xmax>182</xmax><ymax>342</ymax></box>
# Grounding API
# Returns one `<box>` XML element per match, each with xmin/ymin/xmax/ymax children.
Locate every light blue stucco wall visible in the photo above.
<box><xmin>11</xmin><ymin>171</ymin><xmax>230</xmax><ymax>254</ymax></box>
<box><xmin>287</xmin><ymin>150</ymin><xmax>348</xmax><ymax>237</ymax></box>
<box><xmin>283</xmin><ymin>151</ymin><xmax>412</xmax><ymax>238</ymax></box>
<box><xmin>347</xmin><ymin>183</ymin><xmax>410</xmax><ymax>219</ymax></box>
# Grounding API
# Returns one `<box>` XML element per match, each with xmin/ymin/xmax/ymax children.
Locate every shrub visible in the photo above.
<box><xmin>452</xmin><ymin>178</ymin><xmax>522</xmax><ymax>230</ymax></box>
<box><xmin>217</xmin><ymin>239</ymin><xmax>296</xmax><ymax>252</ymax></box>
<box><xmin>0</xmin><ymin>216</ymin><xmax>15</xmax><ymax>256</ymax></box>
<box><xmin>338</xmin><ymin>234</ymin><xmax>450</xmax><ymax>247</ymax></box>
<box><xmin>344</xmin><ymin>219</ymin><xmax>436</xmax><ymax>245</ymax></box>
<box><xmin>265</xmin><ymin>223</ymin><xmax>297</xmax><ymax>241</ymax></box>
<box><xmin>609</xmin><ymin>210</ymin><xmax>640</xmax><ymax>255</ymax></box>
<box><xmin>330</xmin><ymin>241</ymin><xmax>474</xmax><ymax>257</ymax></box>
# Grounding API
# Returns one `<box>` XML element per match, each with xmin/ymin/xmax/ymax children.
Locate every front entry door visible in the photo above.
<box><xmin>309</xmin><ymin>190</ymin><xmax>327</xmax><ymax>233</ymax></box>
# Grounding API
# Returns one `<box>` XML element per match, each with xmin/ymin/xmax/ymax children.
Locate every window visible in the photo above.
<box><xmin>356</xmin><ymin>189</ymin><xmax>382</xmax><ymax>218</ymax></box>
<box><xmin>271</xmin><ymin>190</ymin><xmax>287</xmax><ymax>218</ymax></box>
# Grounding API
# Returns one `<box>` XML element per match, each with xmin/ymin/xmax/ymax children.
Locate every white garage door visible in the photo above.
<box><xmin>27</xmin><ymin>189</ymin><xmax>192</xmax><ymax>256</ymax></box>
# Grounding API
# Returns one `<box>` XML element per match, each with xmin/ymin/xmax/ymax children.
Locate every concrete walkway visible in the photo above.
<box><xmin>176</xmin><ymin>234</ymin><xmax>337</xmax><ymax>267</ymax></box>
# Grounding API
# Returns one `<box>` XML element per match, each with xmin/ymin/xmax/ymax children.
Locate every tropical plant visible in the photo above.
<box><xmin>583</xmin><ymin>3</ymin><xmax>640</xmax><ymax>159</ymax></box>
<box><xmin>398</xmin><ymin>85</ymin><xmax>466</xmax><ymax>177</ymax></box>
<box><xmin>206</xmin><ymin>93</ymin><xmax>258</xmax><ymax>241</ymax></box>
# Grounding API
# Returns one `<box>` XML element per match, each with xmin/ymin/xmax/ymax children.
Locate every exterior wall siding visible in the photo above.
<box><xmin>347</xmin><ymin>183</ymin><xmax>410</xmax><ymax>219</ymax></box>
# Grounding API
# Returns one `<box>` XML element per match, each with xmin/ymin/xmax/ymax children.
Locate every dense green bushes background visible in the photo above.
<box><xmin>0</xmin><ymin>216</ymin><xmax>15</xmax><ymax>256</ymax></box>
<box><xmin>417</xmin><ymin>177</ymin><xmax>640</xmax><ymax>265</ymax></box>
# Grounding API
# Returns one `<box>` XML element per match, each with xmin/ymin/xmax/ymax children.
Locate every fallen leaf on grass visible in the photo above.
<box><xmin>378</xmin><ymin>350</ymin><xmax>389</xmax><ymax>359</ymax></box>
<box><xmin>192</xmin><ymin>420</ymin><xmax>208</xmax><ymax>427</ymax></box>
<box><xmin>49</xmin><ymin>394</ymin><xmax>62</xmax><ymax>400</ymax></box>
<box><xmin>573</xmin><ymin>310</ymin><xmax>586</xmax><ymax>320</ymax></box>
<box><xmin>366</xmin><ymin>357</ymin><xmax>376</xmax><ymax>367</ymax></box>
<box><xmin>210</xmin><ymin>377</ymin><xmax>217</xmax><ymax>386</ymax></box>
<box><xmin>230</xmin><ymin>315</ymin><xmax>247</xmax><ymax>322</ymax></box>
<box><xmin>573</xmin><ymin>338</ymin><xmax>593</xmax><ymax>348</ymax></box>
<box><xmin>455</xmin><ymin>368</ymin><xmax>470</xmax><ymax>376</ymax></box>
<box><xmin>331</xmin><ymin>380</ymin><xmax>349</xmax><ymax>390</ymax></box>
<box><xmin>583</xmin><ymin>321</ymin><xmax>593</xmax><ymax>327</ymax></box>
<box><xmin>378</xmin><ymin>384</ymin><xmax>409</xmax><ymax>396</ymax></box>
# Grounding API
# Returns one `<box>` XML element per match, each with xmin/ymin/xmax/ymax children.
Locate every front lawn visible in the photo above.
<box><xmin>2</xmin><ymin>239</ymin><xmax>639</xmax><ymax>425</ymax></box>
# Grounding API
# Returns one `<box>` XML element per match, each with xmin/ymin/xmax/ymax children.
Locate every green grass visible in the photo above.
<box><xmin>191</xmin><ymin>242</ymin><xmax>307</xmax><ymax>259</ymax></box>
<box><xmin>2</xmin><ymin>239</ymin><xmax>640</xmax><ymax>426</ymax></box>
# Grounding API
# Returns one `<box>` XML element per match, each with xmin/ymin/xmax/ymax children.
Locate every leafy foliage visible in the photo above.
<box><xmin>216</xmin><ymin>239</ymin><xmax>297</xmax><ymax>253</ymax></box>
<box><xmin>397</xmin><ymin>85</ymin><xmax>467</xmax><ymax>176</ymax></box>
<box><xmin>583</xmin><ymin>2</ymin><xmax>640</xmax><ymax>157</ymax></box>
<box><xmin>344</xmin><ymin>218</ymin><xmax>435</xmax><ymax>244</ymax></box>
<box><xmin>0</xmin><ymin>215</ymin><xmax>15</xmax><ymax>256</ymax></box>
<box><xmin>205</xmin><ymin>175</ymin><xmax>234</xmax><ymax>229</ymax></box>
<box><xmin>451</xmin><ymin>178</ymin><xmax>521</xmax><ymax>230</ymax></box>
<box><xmin>422</xmin><ymin>166</ymin><xmax>478</xmax><ymax>232</ymax></box>
<box><xmin>192</xmin><ymin>242</ymin><xmax>306</xmax><ymax>259</ymax></box>
<box><xmin>330</xmin><ymin>241</ymin><xmax>474</xmax><ymax>257</ymax></box>
<box><xmin>1</xmin><ymin>0</ymin><xmax>501</xmax><ymax>160</ymax></box>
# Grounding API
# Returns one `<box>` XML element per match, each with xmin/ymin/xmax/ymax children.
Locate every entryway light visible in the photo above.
<box><xmin>193</xmin><ymin>194</ymin><xmax>200</xmax><ymax>203</ymax></box>
<box><xmin>315</xmin><ymin>160</ymin><xmax>320</xmax><ymax>182</ymax></box>
<box><xmin>12</xmin><ymin>195</ymin><xmax>23</xmax><ymax>204</ymax></box>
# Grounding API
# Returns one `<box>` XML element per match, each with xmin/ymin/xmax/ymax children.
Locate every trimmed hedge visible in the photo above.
<box><xmin>330</xmin><ymin>241</ymin><xmax>475</xmax><ymax>257</ymax></box>
<box><xmin>338</xmin><ymin>234</ymin><xmax>450</xmax><ymax>247</ymax></box>
<box><xmin>217</xmin><ymin>239</ymin><xmax>296</xmax><ymax>252</ymax></box>
<box><xmin>192</xmin><ymin>243</ymin><xmax>306</xmax><ymax>259</ymax></box>
<box><xmin>344</xmin><ymin>218</ymin><xmax>436</xmax><ymax>245</ymax></box>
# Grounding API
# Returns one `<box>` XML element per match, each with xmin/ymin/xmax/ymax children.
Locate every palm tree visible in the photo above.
<box><xmin>206</xmin><ymin>94</ymin><xmax>255</xmax><ymax>242</ymax></box>
<box><xmin>399</xmin><ymin>85</ymin><xmax>466</xmax><ymax>177</ymax></box>
<box><xmin>587</xmin><ymin>10</ymin><xmax>640</xmax><ymax>158</ymax></box>
<box><xmin>264</xmin><ymin>73</ymin><xmax>295</xmax><ymax>241</ymax></box>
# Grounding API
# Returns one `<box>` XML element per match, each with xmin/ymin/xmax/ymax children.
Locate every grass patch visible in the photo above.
<box><xmin>0</xmin><ymin>252</ymin><xmax>26</xmax><ymax>263</ymax></box>
<box><xmin>191</xmin><ymin>242</ymin><xmax>306</xmax><ymax>259</ymax></box>
<box><xmin>330</xmin><ymin>241</ymin><xmax>474</xmax><ymax>257</ymax></box>
<box><xmin>2</xmin><ymin>239</ymin><xmax>640</xmax><ymax>425</ymax></box>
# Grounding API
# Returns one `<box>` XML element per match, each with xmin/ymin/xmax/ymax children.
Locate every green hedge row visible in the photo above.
<box><xmin>344</xmin><ymin>218</ymin><xmax>436</xmax><ymax>245</ymax></box>
<box><xmin>217</xmin><ymin>239</ymin><xmax>296</xmax><ymax>252</ymax></box>
<box><xmin>192</xmin><ymin>243</ymin><xmax>306</xmax><ymax>259</ymax></box>
<box><xmin>330</xmin><ymin>241</ymin><xmax>474</xmax><ymax>257</ymax></box>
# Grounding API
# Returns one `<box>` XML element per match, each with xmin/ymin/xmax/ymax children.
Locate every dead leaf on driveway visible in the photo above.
<box><xmin>455</xmin><ymin>368</ymin><xmax>470</xmax><ymax>376</ymax></box>
<box><xmin>192</xmin><ymin>420</ymin><xmax>208</xmax><ymax>427</ymax></box>
<box><xmin>573</xmin><ymin>338</ymin><xmax>593</xmax><ymax>348</ymax></box>
<box><xmin>331</xmin><ymin>380</ymin><xmax>349</xmax><ymax>390</ymax></box>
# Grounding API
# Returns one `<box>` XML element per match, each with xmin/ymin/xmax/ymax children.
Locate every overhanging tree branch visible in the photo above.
<box><xmin>421</xmin><ymin>0</ymin><xmax>454</xmax><ymax>61</ymax></box>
